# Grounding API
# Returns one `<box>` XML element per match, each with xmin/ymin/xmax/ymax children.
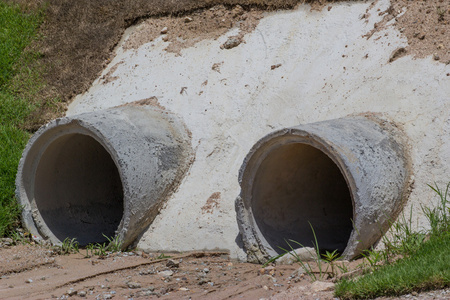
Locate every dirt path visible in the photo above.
<box><xmin>2</xmin><ymin>245</ymin><xmax>450</xmax><ymax>299</ymax></box>
<box><xmin>0</xmin><ymin>244</ymin><xmax>338</xmax><ymax>299</ymax></box>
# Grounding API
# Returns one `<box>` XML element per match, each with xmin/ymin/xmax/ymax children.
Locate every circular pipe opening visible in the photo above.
<box><xmin>34</xmin><ymin>133</ymin><xmax>123</xmax><ymax>245</ymax></box>
<box><xmin>252</xmin><ymin>143</ymin><xmax>353</xmax><ymax>254</ymax></box>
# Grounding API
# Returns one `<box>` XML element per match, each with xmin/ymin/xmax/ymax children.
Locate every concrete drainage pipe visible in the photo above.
<box><xmin>236</xmin><ymin>115</ymin><xmax>411</xmax><ymax>263</ymax></box>
<box><xmin>16</xmin><ymin>104</ymin><xmax>192</xmax><ymax>248</ymax></box>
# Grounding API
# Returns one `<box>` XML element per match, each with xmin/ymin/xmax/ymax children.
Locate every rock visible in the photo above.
<box><xmin>25</xmin><ymin>279</ymin><xmax>33</xmax><ymax>284</ymax></box>
<box><xmin>126</xmin><ymin>281</ymin><xmax>141</xmax><ymax>289</ymax></box>
<box><xmin>143</xmin><ymin>286</ymin><xmax>155</xmax><ymax>292</ymax></box>
<box><xmin>259</xmin><ymin>266</ymin><xmax>275</xmax><ymax>276</ymax></box>
<box><xmin>203</xmin><ymin>268</ymin><xmax>210</xmax><ymax>273</ymax></box>
<box><xmin>1</xmin><ymin>238</ymin><xmax>13</xmax><ymax>246</ymax></box>
<box><xmin>198</xmin><ymin>278</ymin><xmax>209</xmax><ymax>285</ymax></box>
<box><xmin>162</xmin><ymin>36</ymin><xmax>169</xmax><ymax>42</ymax></box>
<box><xmin>276</xmin><ymin>247</ymin><xmax>317</xmax><ymax>265</ymax></box>
<box><xmin>184</xmin><ymin>17</ymin><xmax>193</xmax><ymax>23</ymax></box>
<box><xmin>103</xmin><ymin>293</ymin><xmax>113</xmax><ymax>299</ymax></box>
<box><xmin>290</xmin><ymin>267</ymin><xmax>306</xmax><ymax>278</ymax></box>
<box><xmin>433</xmin><ymin>53</ymin><xmax>440</xmax><ymax>61</ymax></box>
<box><xmin>67</xmin><ymin>289</ymin><xmax>77</xmax><ymax>296</ymax></box>
<box><xmin>166</xmin><ymin>259</ymin><xmax>179</xmax><ymax>268</ymax></box>
<box><xmin>221</xmin><ymin>36</ymin><xmax>241</xmax><ymax>49</ymax></box>
<box><xmin>310</xmin><ymin>281</ymin><xmax>335</xmax><ymax>292</ymax></box>
<box><xmin>160</xmin><ymin>27</ymin><xmax>168</xmax><ymax>34</ymax></box>
<box><xmin>232</xmin><ymin>5</ymin><xmax>244</xmax><ymax>17</ymax></box>
<box><xmin>78</xmin><ymin>291</ymin><xmax>87</xmax><ymax>297</ymax></box>
<box><xmin>159</xmin><ymin>270</ymin><xmax>174</xmax><ymax>277</ymax></box>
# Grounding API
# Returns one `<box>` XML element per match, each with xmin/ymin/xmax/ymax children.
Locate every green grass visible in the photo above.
<box><xmin>0</xmin><ymin>2</ymin><xmax>42</xmax><ymax>88</ymax></box>
<box><xmin>335</xmin><ymin>183</ymin><xmax>450</xmax><ymax>299</ymax></box>
<box><xmin>0</xmin><ymin>2</ymin><xmax>44</xmax><ymax>236</ymax></box>
<box><xmin>336</xmin><ymin>234</ymin><xmax>450</xmax><ymax>299</ymax></box>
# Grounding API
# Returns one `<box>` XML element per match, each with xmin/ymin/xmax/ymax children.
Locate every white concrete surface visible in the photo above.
<box><xmin>68</xmin><ymin>0</ymin><xmax>450</xmax><ymax>259</ymax></box>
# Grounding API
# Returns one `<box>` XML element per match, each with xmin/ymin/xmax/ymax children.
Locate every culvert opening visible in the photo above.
<box><xmin>34</xmin><ymin>133</ymin><xmax>123</xmax><ymax>245</ymax></box>
<box><xmin>252</xmin><ymin>143</ymin><xmax>353</xmax><ymax>255</ymax></box>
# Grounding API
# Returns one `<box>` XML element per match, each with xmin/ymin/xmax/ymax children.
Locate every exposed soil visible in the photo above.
<box><xmin>363</xmin><ymin>0</ymin><xmax>449</xmax><ymax>64</ymax></box>
<box><xmin>10</xmin><ymin>0</ymin><xmax>449</xmax><ymax>131</ymax></box>
<box><xmin>2</xmin><ymin>243</ymin><xmax>450</xmax><ymax>299</ymax></box>
<box><xmin>0</xmin><ymin>243</ymin><xmax>338</xmax><ymax>300</ymax></box>
<box><xmin>123</xmin><ymin>5</ymin><xmax>263</xmax><ymax>55</ymax></box>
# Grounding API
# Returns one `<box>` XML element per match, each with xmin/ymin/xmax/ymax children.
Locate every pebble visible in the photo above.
<box><xmin>203</xmin><ymin>268</ymin><xmax>210</xmax><ymax>273</ymax></box>
<box><xmin>259</xmin><ymin>266</ymin><xmax>276</xmax><ymax>276</ymax></box>
<box><xmin>160</xmin><ymin>27</ymin><xmax>168</xmax><ymax>34</ymax></box>
<box><xmin>166</xmin><ymin>259</ymin><xmax>179</xmax><ymax>268</ymax></box>
<box><xmin>221</xmin><ymin>36</ymin><xmax>241</xmax><ymax>49</ymax></box>
<box><xmin>78</xmin><ymin>291</ymin><xmax>87</xmax><ymax>297</ymax></box>
<box><xmin>310</xmin><ymin>281</ymin><xmax>335</xmax><ymax>292</ymax></box>
<box><xmin>126</xmin><ymin>281</ymin><xmax>141</xmax><ymax>289</ymax></box>
<box><xmin>25</xmin><ymin>279</ymin><xmax>33</xmax><ymax>283</ymax></box>
<box><xmin>1</xmin><ymin>238</ymin><xmax>13</xmax><ymax>246</ymax></box>
<box><xmin>184</xmin><ymin>17</ymin><xmax>193</xmax><ymax>23</ymax></box>
<box><xmin>159</xmin><ymin>270</ymin><xmax>174</xmax><ymax>277</ymax></box>
<box><xmin>67</xmin><ymin>289</ymin><xmax>77</xmax><ymax>296</ymax></box>
<box><xmin>433</xmin><ymin>53</ymin><xmax>440</xmax><ymax>61</ymax></box>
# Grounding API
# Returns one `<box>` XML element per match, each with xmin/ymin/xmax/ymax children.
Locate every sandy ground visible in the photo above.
<box><xmin>2</xmin><ymin>243</ymin><xmax>450</xmax><ymax>300</ymax></box>
<box><xmin>0</xmin><ymin>243</ymin><xmax>337</xmax><ymax>300</ymax></box>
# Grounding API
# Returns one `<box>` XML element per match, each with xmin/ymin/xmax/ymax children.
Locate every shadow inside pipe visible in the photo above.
<box><xmin>252</xmin><ymin>143</ymin><xmax>353</xmax><ymax>254</ymax></box>
<box><xmin>34</xmin><ymin>134</ymin><xmax>123</xmax><ymax>245</ymax></box>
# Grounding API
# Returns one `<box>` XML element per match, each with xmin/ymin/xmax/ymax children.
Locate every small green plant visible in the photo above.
<box><xmin>103</xmin><ymin>234</ymin><xmax>123</xmax><ymax>252</ymax></box>
<box><xmin>157</xmin><ymin>253</ymin><xmax>172</xmax><ymax>259</ymax></box>
<box><xmin>85</xmin><ymin>241</ymin><xmax>107</xmax><ymax>257</ymax></box>
<box><xmin>336</xmin><ymin>261</ymin><xmax>349</xmax><ymax>274</ymax></box>
<box><xmin>83</xmin><ymin>234</ymin><xmax>125</xmax><ymax>258</ymax></box>
<box><xmin>322</xmin><ymin>249</ymin><xmax>340</xmax><ymax>276</ymax></box>
<box><xmin>423</xmin><ymin>182</ymin><xmax>449</xmax><ymax>236</ymax></box>
<box><xmin>267</xmin><ymin>222</ymin><xmax>337</xmax><ymax>281</ymax></box>
<box><xmin>60</xmin><ymin>237</ymin><xmax>79</xmax><ymax>255</ymax></box>
<box><xmin>360</xmin><ymin>248</ymin><xmax>382</xmax><ymax>269</ymax></box>
<box><xmin>380</xmin><ymin>205</ymin><xmax>426</xmax><ymax>262</ymax></box>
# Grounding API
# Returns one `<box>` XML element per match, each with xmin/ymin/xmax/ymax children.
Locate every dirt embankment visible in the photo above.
<box><xmin>10</xmin><ymin>0</ymin><xmax>449</xmax><ymax>131</ymax></box>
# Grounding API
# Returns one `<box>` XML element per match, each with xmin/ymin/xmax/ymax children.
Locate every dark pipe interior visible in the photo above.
<box><xmin>34</xmin><ymin>134</ymin><xmax>123</xmax><ymax>245</ymax></box>
<box><xmin>252</xmin><ymin>143</ymin><xmax>353</xmax><ymax>254</ymax></box>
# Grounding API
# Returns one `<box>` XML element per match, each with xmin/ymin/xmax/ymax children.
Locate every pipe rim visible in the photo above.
<box><xmin>17</xmin><ymin>119</ymin><xmax>126</xmax><ymax>245</ymax></box>
<box><xmin>241</xmin><ymin>131</ymin><xmax>357</xmax><ymax>257</ymax></box>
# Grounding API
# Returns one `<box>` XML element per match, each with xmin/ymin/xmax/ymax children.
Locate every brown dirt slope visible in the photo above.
<box><xmin>12</xmin><ymin>0</ymin><xmax>449</xmax><ymax>130</ymax></box>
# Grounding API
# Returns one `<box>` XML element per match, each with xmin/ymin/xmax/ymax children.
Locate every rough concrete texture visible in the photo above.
<box><xmin>66</xmin><ymin>0</ymin><xmax>449</xmax><ymax>259</ymax></box>
<box><xmin>16</xmin><ymin>105</ymin><xmax>192</xmax><ymax>248</ymax></box>
<box><xmin>236</xmin><ymin>116</ymin><xmax>411</xmax><ymax>263</ymax></box>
